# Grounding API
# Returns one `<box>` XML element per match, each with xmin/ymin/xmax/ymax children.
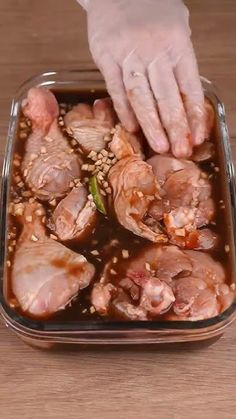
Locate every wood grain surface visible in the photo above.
<box><xmin>0</xmin><ymin>1</ymin><xmax>236</xmax><ymax>418</ymax></box>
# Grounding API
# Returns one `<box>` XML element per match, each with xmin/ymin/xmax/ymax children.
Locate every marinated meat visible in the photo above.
<box><xmin>147</xmin><ymin>155</ymin><xmax>215</xmax><ymax>249</ymax></box>
<box><xmin>64</xmin><ymin>98</ymin><xmax>116</xmax><ymax>152</ymax></box>
<box><xmin>11</xmin><ymin>202</ymin><xmax>95</xmax><ymax>318</ymax></box>
<box><xmin>6</xmin><ymin>89</ymin><xmax>233</xmax><ymax>325</ymax></box>
<box><xmin>109</xmin><ymin>156</ymin><xmax>167</xmax><ymax>243</ymax></box>
<box><xmin>109</xmin><ymin>124</ymin><xmax>143</xmax><ymax>160</ymax></box>
<box><xmin>21</xmin><ymin>87</ymin><xmax>81</xmax><ymax>201</ymax></box>
<box><xmin>91</xmin><ymin>244</ymin><xmax>233</xmax><ymax>320</ymax></box>
<box><xmin>49</xmin><ymin>185</ymin><xmax>97</xmax><ymax>242</ymax></box>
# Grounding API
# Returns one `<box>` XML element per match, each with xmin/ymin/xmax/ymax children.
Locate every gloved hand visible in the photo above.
<box><xmin>77</xmin><ymin>0</ymin><xmax>206</xmax><ymax>158</ymax></box>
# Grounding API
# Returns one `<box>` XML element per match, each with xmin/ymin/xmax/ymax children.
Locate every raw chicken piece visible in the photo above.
<box><xmin>109</xmin><ymin>124</ymin><xmax>143</xmax><ymax>160</ymax></box>
<box><xmin>64</xmin><ymin>98</ymin><xmax>116</xmax><ymax>153</ymax></box>
<box><xmin>192</xmin><ymin>141</ymin><xmax>214</xmax><ymax>163</ymax></box>
<box><xmin>49</xmin><ymin>185</ymin><xmax>97</xmax><ymax>242</ymax></box>
<box><xmin>12</xmin><ymin>202</ymin><xmax>95</xmax><ymax>318</ymax></box>
<box><xmin>91</xmin><ymin>283</ymin><xmax>116</xmax><ymax>315</ymax></box>
<box><xmin>91</xmin><ymin>244</ymin><xmax>234</xmax><ymax>321</ymax></box>
<box><xmin>21</xmin><ymin>87</ymin><xmax>81</xmax><ymax>201</ymax></box>
<box><xmin>109</xmin><ymin>156</ymin><xmax>167</xmax><ymax>243</ymax></box>
<box><xmin>147</xmin><ymin>155</ymin><xmax>215</xmax><ymax>249</ymax></box>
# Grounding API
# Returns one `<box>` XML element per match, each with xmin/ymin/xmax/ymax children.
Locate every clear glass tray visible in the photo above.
<box><xmin>0</xmin><ymin>70</ymin><xmax>235</xmax><ymax>349</ymax></box>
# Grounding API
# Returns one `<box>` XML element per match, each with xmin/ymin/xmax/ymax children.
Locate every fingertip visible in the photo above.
<box><xmin>150</xmin><ymin>135</ymin><xmax>170</xmax><ymax>154</ymax></box>
<box><xmin>172</xmin><ymin>141</ymin><xmax>192</xmax><ymax>159</ymax></box>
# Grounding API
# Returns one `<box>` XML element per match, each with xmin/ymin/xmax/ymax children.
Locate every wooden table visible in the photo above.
<box><xmin>0</xmin><ymin>1</ymin><xmax>236</xmax><ymax>418</ymax></box>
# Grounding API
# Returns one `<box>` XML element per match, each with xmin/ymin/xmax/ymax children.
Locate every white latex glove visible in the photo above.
<box><xmin>77</xmin><ymin>0</ymin><xmax>206</xmax><ymax>158</ymax></box>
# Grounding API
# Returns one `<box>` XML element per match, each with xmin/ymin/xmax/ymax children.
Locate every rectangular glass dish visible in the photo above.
<box><xmin>0</xmin><ymin>69</ymin><xmax>236</xmax><ymax>349</ymax></box>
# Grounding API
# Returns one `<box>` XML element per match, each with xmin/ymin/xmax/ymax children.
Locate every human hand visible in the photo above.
<box><xmin>78</xmin><ymin>0</ymin><xmax>206</xmax><ymax>158</ymax></box>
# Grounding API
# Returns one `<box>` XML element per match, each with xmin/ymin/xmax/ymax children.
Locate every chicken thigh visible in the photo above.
<box><xmin>21</xmin><ymin>87</ymin><xmax>81</xmax><ymax>201</ymax></box>
<box><xmin>91</xmin><ymin>245</ymin><xmax>233</xmax><ymax>321</ymax></box>
<box><xmin>12</xmin><ymin>202</ymin><xmax>95</xmax><ymax>318</ymax></box>
<box><xmin>147</xmin><ymin>155</ymin><xmax>216</xmax><ymax>249</ymax></box>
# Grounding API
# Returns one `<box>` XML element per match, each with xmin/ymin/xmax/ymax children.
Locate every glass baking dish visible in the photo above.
<box><xmin>0</xmin><ymin>69</ymin><xmax>236</xmax><ymax>350</ymax></box>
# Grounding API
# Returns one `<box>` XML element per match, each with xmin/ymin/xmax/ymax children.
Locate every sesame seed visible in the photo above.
<box><xmin>74</xmin><ymin>178</ymin><xmax>81</xmax><ymax>185</ymax></box>
<box><xmin>145</xmin><ymin>263</ymin><xmax>151</xmax><ymax>271</ymax></box>
<box><xmin>110</xmin><ymin>269</ymin><xmax>117</xmax><ymax>275</ymax></box>
<box><xmin>111</xmin><ymin>158</ymin><xmax>117</xmax><ymax>164</ymax></box>
<box><xmin>59</xmin><ymin>120</ymin><xmax>64</xmax><ymax>126</ymax></box>
<box><xmin>50</xmin><ymin>234</ymin><xmax>58</xmax><ymax>240</ymax></box>
<box><xmin>103</xmin><ymin>164</ymin><xmax>110</xmax><ymax>173</ymax></box>
<box><xmin>19</xmin><ymin>131</ymin><xmax>27</xmax><ymax>139</ymax></box>
<box><xmin>102</xmin><ymin>157</ymin><xmax>107</xmax><ymax>163</ymax></box>
<box><xmin>69</xmin><ymin>181</ymin><xmax>75</xmax><ymax>188</ymax></box>
<box><xmin>103</xmin><ymin>181</ymin><xmax>109</xmax><ymax>188</ymax></box>
<box><xmin>106</xmin><ymin>187</ymin><xmax>112</xmax><ymax>194</ymax></box>
<box><xmin>100</xmin><ymin>190</ymin><xmax>106</xmax><ymax>196</ymax></box>
<box><xmin>225</xmin><ymin>244</ymin><xmax>230</xmax><ymax>253</ymax></box>
<box><xmin>40</xmin><ymin>146</ymin><xmax>47</xmax><ymax>154</ymax></box>
<box><xmin>14</xmin><ymin>207</ymin><xmax>24</xmax><ymax>216</ymax></box>
<box><xmin>49</xmin><ymin>199</ymin><xmax>57</xmax><ymax>206</ymax></box>
<box><xmin>26</xmin><ymin>215</ymin><xmax>32</xmax><ymax>222</ymax></box>
<box><xmin>230</xmin><ymin>283</ymin><xmax>236</xmax><ymax>291</ymax></box>
<box><xmin>84</xmin><ymin>177</ymin><xmax>89</xmax><ymax>183</ymax></box>
<box><xmin>104</xmin><ymin>135</ymin><xmax>111</xmax><ymax>142</ymax></box>
<box><xmin>214</xmin><ymin>167</ymin><xmax>220</xmax><ymax>172</ymax></box>
<box><xmin>88</xmin><ymin>150</ymin><xmax>97</xmax><ymax>158</ymax></box>
<box><xmin>122</xmin><ymin>249</ymin><xmax>129</xmax><ymax>259</ymax></box>
<box><xmin>101</xmin><ymin>149</ymin><xmax>108</xmax><ymax>157</ymax></box>
<box><xmin>88</xmin><ymin>164</ymin><xmax>95</xmax><ymax>171</ymax></box>
<box><xmin>13</xmin><ymin>160</ymin><xmax>20</xmax><ymax>167</ymax></box>
<box><xmin>20</xmin><ymin>121</ymin><xmax>27</xmax><ymax>129</ymax></box>
<box><xmin>91</xmin><ymin>202</ymin><xmax>96</xmax><ymax>208</ymax></box>
<box><xmin>95</xmin><ymin>159</ymin><xmax>102</xmax><ymax>166</ymax></box>
<box><xmin>7</xmin><ymin>260</ymin><xmax>11</xmax><ymax>267</ymax></box>
<box><xmin>18</xmin><ymin>181</ymin><xmax>24</xmax><ymax>188</ymax></box>
<box><xmin>82</xmin><ymin>164</ymin><xmax>89</xmax><ymax>171</ymax></box>
<box><xmin>23</xmin><ymin>169</ymin><xmax>28</xmax><ymax>177</ymax></box>
<box><xmin>106</xmin><ymin>158</ymin><xmax>112</xmax><ymax>165</ymax></box>
<box><xmin>42</xmin><ymin>216</ymin><xmax>46</xmax><ymax>224</ymax></box>
<box><xmin>175</xmin><ymin>228</ymin><xmax>186</xmax><ymax>237</ymax></box>
<box><xmin>108</xmin><ymin>152</ymin><xmax>114</xmax><ymax>158</ymax></box>
<box><xmin>8</xmin><ymin>246</ymin><xmax>13</xmax><ymax>253</ymax></box>
<box><xmin>98</xmin><ymin>153</ymin><xmax>103</xmax><ymax>159</ymax></box>
<box><xmin>35</xmin><ymin>209</ymin><xmax>44</xmax><ymax>216</ymax></box>
<box><xmin>112</xmin><ymin>257</ymin><xmax>118</xmax><ymax>264</ymax></box>
<box><xmin>82</xmin><ymin>308</ymin><xmax>87</xmax><ymax>314</ymax></box>
<box><xmin>137</xmin><ymin>191</ymin><xmax>143</xmax><ymax>198</ymax></box>
<box><xmin>90</xmin><ymin>306</ymin><xmax>96</xmax><ymax>314</ymax></box>
<box><xmin>88</xmin><ymin>194</ymin><xmax>93</xmax><ymax>201</ymax></box>
<box><xmin>31</xmin><ymin>234</ymin><xmax>38</xmax><ymax>242</ymax></box>
<box><xmin>12</xmin><ymin>240</ymin><xmax>16</xmax><ymax>246</ymax></box>
<box><xmin>91</xmin><ymin>250</ymin><xmax>99</xmax><ymax>256</ymax></box>
<box><xmin>29</xmin><ymin>198</ymin><xmax>35</xmax><ymax>204</ymax></box>
<box><xmin>71</xmin><ymin>139</ymin><xmax>77</xmax><ymax>146</ymax></box>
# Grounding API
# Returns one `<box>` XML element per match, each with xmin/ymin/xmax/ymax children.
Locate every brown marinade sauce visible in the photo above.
<box><xmin>6</xmin><ymin>88</ymin><xmax>232</xmax><ymax>322</ymax></box>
